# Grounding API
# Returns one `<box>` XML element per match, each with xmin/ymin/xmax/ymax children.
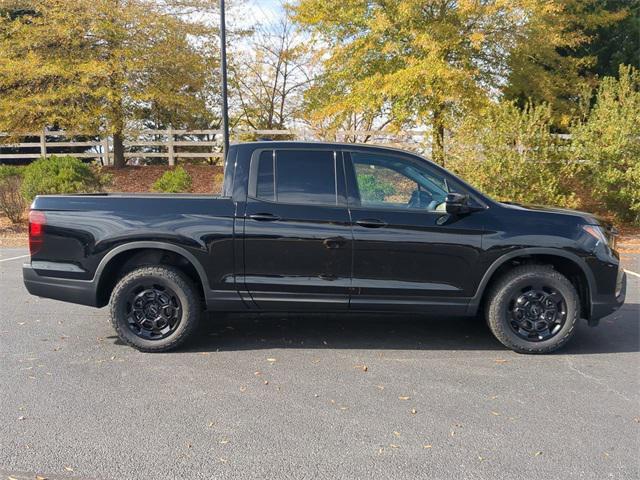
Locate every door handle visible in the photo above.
<box><xmin>323</xmin><ymin>237</ymin><xmax>347</xmax><ymax>249</ymax></box>
<box><xmin>355</xmin><ymin>218</ymin><xmax>387</xmax><ymax>228</ymax></box>
<box><xmin>249</xmin><ymin>213</ymin><xmax>280</xmax><ymax>222</ymax></box>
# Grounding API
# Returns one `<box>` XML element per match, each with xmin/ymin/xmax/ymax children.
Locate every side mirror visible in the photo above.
<box><xmin>445</xmin><ymin>193</ymin><xmax>471</xmax><ymax>215</ymax></box>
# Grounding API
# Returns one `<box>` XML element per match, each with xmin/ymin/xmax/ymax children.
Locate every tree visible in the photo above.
<box><xmin>230</xmin><ymin>16</ymin><xmax>314</xmax><ymax>134</ymax></box>
<box><xmin>292</xmin><ymin>0</ymin><xmax>622</xmax><ymax>165</ymax></box>
<box><xmin>0</xmin><ymin>0</ymin><xmax>216</xmax><ymax>167</ymax></box>
<box><xmin>504</xmin><ymin>1</ymin><xmax>628</xmax><ymax>127</ymax></box>
<box><xmin>575</xmin><ymin>0</ymin><xmax>640</xmax><ymax>79</ymax></box>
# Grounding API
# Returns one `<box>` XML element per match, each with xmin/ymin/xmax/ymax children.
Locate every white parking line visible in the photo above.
<box><xmin>0</xmin><ymin>254</ymin><xmax>30</xmax><ymax>263</ymax></box>
<box><xmin>625</xmin><ymin>269</ymin><xmax>640</xmax><ymax>279</ymax></box>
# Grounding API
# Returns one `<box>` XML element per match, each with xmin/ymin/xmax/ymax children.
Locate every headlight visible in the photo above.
<box><xmin>582</xmin><ymin>224</ymin><xmax>617</xmax><ymax>252</ymax></box>
<box><xmin>582</xmin><ymin>225</ymin><xmax>608</xmax><ymax>246</ymax></box>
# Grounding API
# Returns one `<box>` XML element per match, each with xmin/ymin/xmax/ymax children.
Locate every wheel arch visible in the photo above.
<box><xmin>94</xmin><ymin>242</ymin><xmax>209</xmax><ymax>307</ymax></box>
<box><xmin>469</xmin><ymin>248</ymin><xmax>595</xmax><ymax>320</ymax></box>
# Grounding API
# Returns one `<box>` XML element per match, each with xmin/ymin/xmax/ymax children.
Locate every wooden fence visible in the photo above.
<box><xmin>0</xmin><ymin>128</ymin><xmax>430</xmax><ymax>165</ymax></box>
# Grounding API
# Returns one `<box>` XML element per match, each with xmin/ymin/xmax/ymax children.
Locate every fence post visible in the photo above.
<box><xmin>40</xmin><ymin>128</ymin><xmax>47</xmax><ymax>158</ymax></box>
<box><xmin>102</xmin><ymin>135</ymin><xmax>110</xmax><ymax>166</ymax></box>
<box><xmin>167</xmin><ymin>126</ymin><xmax>175</xmax><ymax>166</ymax></box>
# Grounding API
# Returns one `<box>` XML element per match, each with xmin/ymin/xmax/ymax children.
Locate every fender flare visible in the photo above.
<box><xmin>93</xmin><ymin>241</ymin><xmax>209</xmax><ymax>293</ymax></box>
<box><xmin>467</xmin><ymin>247</ymin><xmax>596</xmax><ymax>315</ymax></box>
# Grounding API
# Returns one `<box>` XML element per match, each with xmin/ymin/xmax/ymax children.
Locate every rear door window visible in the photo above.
<box><xmin>255</xmin><ymin>150</ymin><xmax>337</xmax><ymax>205</ymax></box>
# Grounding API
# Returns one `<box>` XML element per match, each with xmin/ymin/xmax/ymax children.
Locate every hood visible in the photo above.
<box><xmin>499</xmin><ymin>201</ymin><xmax>614</xmax><ymax>230</ymax></box>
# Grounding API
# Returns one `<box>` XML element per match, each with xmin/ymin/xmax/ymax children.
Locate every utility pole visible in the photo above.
<box><xmin>219</xmin><ymin>0</ymin><xmax>230</xmax><ymax>160</ymax></box>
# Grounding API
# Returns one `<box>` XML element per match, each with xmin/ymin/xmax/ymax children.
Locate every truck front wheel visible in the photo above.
<box><xmin>109</xmin><ymin>265</ymin><xmax>202</xmax><ymax>352</ymax></box>
<box><xmin>485</xmin><ymin>265</ymin><xmax>580</xmax><ymax>354</ymax></box>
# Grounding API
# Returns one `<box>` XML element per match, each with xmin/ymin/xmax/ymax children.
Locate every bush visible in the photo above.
<box><xmin>152</xmin><ymin>166</ymin><xmax>192</xmax><ymax>193</ymax></box>
<box><xmin>0</xmin><ymin>165</ymin><xmax>25</xmax><ymax>223</ymax></box>
<box><xmin>356</xmin><ymin>173</ymin><xmax>396</xmax><ymax>202</ymax></box>
<box><xmin>448</xmin><ymin>102</ymin><xmax>577</xmax><ymax>208</ymax></box>
<box><xmin>571</xmin><ymin>66</ymin><xmax>640</xmax><ymax>225</ymax></box>
<box><xmin>21</xmin><ymin>156</ymin><xmax>108</xmax><ymax>202</ymax></box>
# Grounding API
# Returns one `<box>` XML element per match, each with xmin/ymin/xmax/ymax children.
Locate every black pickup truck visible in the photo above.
<box><xmin>23</xmin><ymin>142</ymin><xmax>626</xmax><ymax>353</ymax></box>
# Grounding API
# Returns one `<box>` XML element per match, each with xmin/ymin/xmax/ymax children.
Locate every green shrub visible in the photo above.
<box><xmin>571</xmin><ymin>66</ymin><xmax>640</xmax><ymax>225</ymax></box>
<box><xmin>21</xmin><ymin>156</ymin><xmax>108</xmax><ymax>202</ymax></box>
<box><xmin>152</xmin><ymin>166</ymin><xmax>192</xmax><ymax>193</ymax></box>
<box><xmin>0</xmin><ymin>165</ymin><xmax>25</xmax><ymax>223</ymax></box>
<box><xmin>0</xmin><ymin>165</ymin><xmax>23</xmax><ymax>181</ymax></box>
<box><xmin>448</xmin><ymin>101</ymin><xmax>577</xmax><ymax>208</ymax></box>
<box><xmin>356</xmin><ymin>173</ymin><xmax>396</xmax><ymax>202</ymax></box>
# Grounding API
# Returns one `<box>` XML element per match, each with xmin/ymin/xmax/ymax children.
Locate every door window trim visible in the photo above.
<box><xmin>247</xmin><ymin>148</ymin><xmax>348</xmax><ymax>207</ymax></box>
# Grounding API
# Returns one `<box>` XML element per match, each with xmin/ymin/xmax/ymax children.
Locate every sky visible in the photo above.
<box><xmin>238</xmin><ymin>0</ymin><xmax>284</xmax><ymax>27</ymax></box>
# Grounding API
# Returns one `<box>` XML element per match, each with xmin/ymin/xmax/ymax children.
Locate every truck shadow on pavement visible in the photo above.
<box><xmin>173</xmin><ymin>303</ymin><xmax>639</xmax><ymax>355</ymax></box>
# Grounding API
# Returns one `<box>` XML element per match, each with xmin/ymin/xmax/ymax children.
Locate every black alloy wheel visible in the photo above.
<box><xmin>124</xmin><ymin>283</ymin><xmax>182</xmax><ymax>340</ymax></box>
<box><xmin>508</xmin><ymin>284</ymin><xmax>567</xmax><ymax>342</ymax></box>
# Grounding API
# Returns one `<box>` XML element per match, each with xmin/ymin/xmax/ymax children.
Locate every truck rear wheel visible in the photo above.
<box><xmin>485</xmin><ymin>265</ymin><xmax>579</xmax><ymax>354</ymax></box>
<box><xmin>109</xmin><ymin>265</ymin><xmax>202</xmax><ymax>352</ymax></box>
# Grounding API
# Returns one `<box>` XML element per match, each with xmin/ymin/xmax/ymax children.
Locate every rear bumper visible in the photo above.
<box><xmin>23</xmin><ymin>264</ymin><xmax>100</xmax><ymax>307</ymax></box>
<box><xmin>590</xmin><ymin>270</ymin><xmax>626</xmax><ymax>323</ymax></box>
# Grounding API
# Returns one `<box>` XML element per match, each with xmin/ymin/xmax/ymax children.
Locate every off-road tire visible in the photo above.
<box><xmin>485</xmin><ymin>265</ymin><xmax>580</xmax><ymax>354</ymax></box>
<box><xmin>109</xmin><ymin>265</ymin><xmax>202</xmax><ymax>352</ymax></box>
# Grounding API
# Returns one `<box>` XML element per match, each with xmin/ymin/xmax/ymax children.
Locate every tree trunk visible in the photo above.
<box><xmin>112</xmin><ymin>131</ymin><xmax>125</xmax><ymax>168</ymax></box>
<box><xmin>432</xmin><ymin>108</ymin><xmax>445</xmax><ymax>167</ymax></box>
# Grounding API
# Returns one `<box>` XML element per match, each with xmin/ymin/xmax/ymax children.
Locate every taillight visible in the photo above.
<box><xmin>28</xmin><ymin>210</ymin><xmax>46</xmax><ymax>255</ymax></box>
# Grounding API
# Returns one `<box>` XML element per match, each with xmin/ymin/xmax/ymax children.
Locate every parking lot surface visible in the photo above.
<box><xmin>1</xmin><ymin>247</ymin><xmax>639</xmax><ymax>480</ymax></box>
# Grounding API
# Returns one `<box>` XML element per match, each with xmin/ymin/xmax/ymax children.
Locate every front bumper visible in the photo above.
<box><xmin>23</xmin><ymin>264</ymin><xmax>100</xmax><ymax>307</ymax></box>
<box><xmin>590</xmin><ymin>270</ymin><xmax>626</xmax><ymax>323</ymax></box>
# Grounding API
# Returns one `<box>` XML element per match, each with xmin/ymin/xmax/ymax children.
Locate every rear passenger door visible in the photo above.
<box><xmin>242</xmin><ymin>148</ymin><xmax>352</xmax><ymax>309</ymax></box>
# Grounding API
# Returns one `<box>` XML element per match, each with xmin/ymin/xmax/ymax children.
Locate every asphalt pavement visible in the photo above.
<box><xmin>1</xmin><ymin>247</ymin><xmax>639</xmax><ymax>480</ymax></box>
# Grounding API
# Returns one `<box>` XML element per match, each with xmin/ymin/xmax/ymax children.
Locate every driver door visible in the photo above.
<box><xmin>344</xmin><ymin>150</ymin><xmax>486</xmax><ymax>312</ymax></box>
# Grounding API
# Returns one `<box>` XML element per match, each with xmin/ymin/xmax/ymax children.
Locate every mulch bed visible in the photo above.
<box><xmin>0</xmin><ymin>214</ymin><xmax>27</xmax><ymax>247</ymax></box>
<box><xmin>103</xmin><ymin>165</ymin><xmax>224</xmax><ymax>194</ymax></box>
